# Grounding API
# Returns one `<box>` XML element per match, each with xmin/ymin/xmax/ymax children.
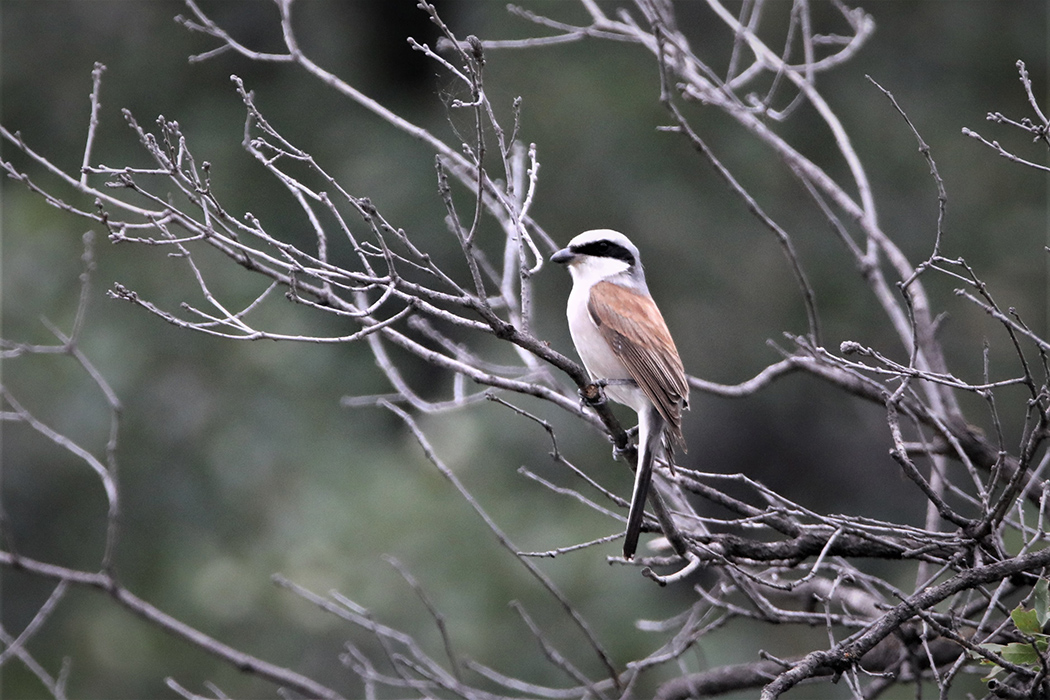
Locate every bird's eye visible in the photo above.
<box><xmin>572</xmin><ymin>239</ymin><xmax>632</xmax><ymax>263</ymax></box>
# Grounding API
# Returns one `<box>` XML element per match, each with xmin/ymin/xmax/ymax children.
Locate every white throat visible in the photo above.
<box><xmin>566</xmin><ymin>254</ymin><xmax>632</xmax><ymax>288</ymax></box>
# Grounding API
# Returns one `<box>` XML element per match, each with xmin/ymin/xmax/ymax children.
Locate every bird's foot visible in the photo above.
<box><xmin>612</xmin><ymin>426</ymin><xmax>639</xmax><ymax>462</ymax></box>
<box><xmin>579</xmin><ymin>377</ymin><xmax>637</xmax><ymax>408</ymax></box>
<box><xmin>578</xmin><ymin>382</ymin><xmax>606</xmax><ymax>407</ymax></box>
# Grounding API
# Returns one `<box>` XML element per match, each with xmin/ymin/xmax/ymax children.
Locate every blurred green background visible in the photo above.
<box><xmin>2</xmin><ymin>1</ymin><xmax>1047</xmax><ymax>698</ymax></box>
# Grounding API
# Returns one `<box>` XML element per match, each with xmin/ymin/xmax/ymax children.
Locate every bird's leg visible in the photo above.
<box><xmin>612</xmin><ymin>423</ymin><xmax>640</xmax><ymax>462</ymax></box>
<box><xmin>579</xmin><ymin>378</ymin><xmax>641</xmax><ymax>461</ymax></box>
<box><xmin>578</xmin><ymin>381</ymin><xmax>607</xmax><ymax>407</ymax></box>
<box><xmin>578</xmin><ymin>377</ymin><xmax>635</xmax><ymax>407</ymax></box>
<box><xmin>612</xmin><ymin>438</ymin><xmax>637</xmax><ymax>463</ymax></box>
<box><xmin>601</xmin><ymin>378</ymin><xmax>638</xmax><ymax>387</ymax></box>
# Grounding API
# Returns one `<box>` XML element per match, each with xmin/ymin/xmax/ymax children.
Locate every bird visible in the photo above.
<box><xmin>551</xmin><ymin>229</ymin><xmax>689</xmax><ymax>559</ymax></box>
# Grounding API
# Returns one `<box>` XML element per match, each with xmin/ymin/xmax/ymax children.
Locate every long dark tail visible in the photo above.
<box><xmin>623</xmin><ymin>405</ymin><xmax>665</xmax><ymax>559</ymax></box>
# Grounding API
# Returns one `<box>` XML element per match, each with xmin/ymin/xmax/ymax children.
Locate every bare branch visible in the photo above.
<box><xmin>0</xmin><ymin>552</ymin><xmax>344</xmax><ymax>700</ymax></box>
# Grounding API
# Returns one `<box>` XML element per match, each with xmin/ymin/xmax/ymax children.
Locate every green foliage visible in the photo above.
<box><xmin>974</xmin><ymin>579</ymin><xmax>1050</xmax><ymax>681</ymax></box>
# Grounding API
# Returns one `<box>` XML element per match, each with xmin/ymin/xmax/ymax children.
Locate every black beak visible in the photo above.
<box><xmin>550</xmin><ymin>248</ymin><xmax>574</xmax><ymax>264</ymax></box>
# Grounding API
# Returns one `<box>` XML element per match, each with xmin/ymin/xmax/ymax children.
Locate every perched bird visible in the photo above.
<box><xmin>551</xmin><ymin>229</ymin><xmax>689</xmax><ymax>559</ymax></box>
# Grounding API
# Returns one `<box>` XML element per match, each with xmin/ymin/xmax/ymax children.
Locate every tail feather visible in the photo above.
<box><xmin>623</xmin><ymin>405</ymin><xmax>665</xmax><ymax>559</ymax></box>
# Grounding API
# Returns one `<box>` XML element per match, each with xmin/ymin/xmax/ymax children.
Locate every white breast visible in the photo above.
<box><xmin>565</xmin><ymin>281</ymin><xmax>649</xmax><ymax>413</ymax></box>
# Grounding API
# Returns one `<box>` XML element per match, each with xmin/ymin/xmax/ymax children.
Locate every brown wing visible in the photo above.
<box><xmin>588</xmin><ymin>281</ymin><xmax>689</xmax><ymax>450</ymax></box>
